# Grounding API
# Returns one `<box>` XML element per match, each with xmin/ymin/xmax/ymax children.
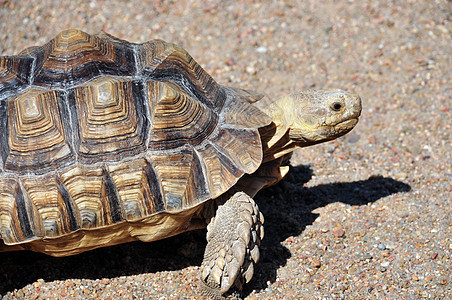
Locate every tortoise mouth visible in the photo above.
<box><xmin>327</xmin><ymin>117</ymin><xmax>359</xmax><ymax>137</ymax></box>
<box><xmin>334</xmin><ymin>118</ymin><xmax>359</xmax><ymax>129</ymax></box>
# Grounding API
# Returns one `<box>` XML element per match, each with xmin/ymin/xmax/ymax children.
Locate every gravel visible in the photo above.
<box><xmin>1</xmin><ymin>0</ymin><xmax>451</xmax><ymax>299</ymax></box>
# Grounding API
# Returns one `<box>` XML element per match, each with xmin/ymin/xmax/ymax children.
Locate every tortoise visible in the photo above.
<box><xmin>0</xmin><ymin>29</ymin><xmax>361</xmax><ymax>298</ymax></box>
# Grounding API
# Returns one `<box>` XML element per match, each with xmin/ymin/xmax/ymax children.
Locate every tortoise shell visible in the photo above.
<box><xmin>0</xmin><ymin>29</ymin><xmax>271</xmax><ymax>255</ymax></box>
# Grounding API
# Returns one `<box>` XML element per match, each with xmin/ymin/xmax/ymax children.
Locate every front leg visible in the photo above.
<box><xmin>200</xmin><ymin>192</ymin><xmax>264</xmax><ymax>299</ymax></box>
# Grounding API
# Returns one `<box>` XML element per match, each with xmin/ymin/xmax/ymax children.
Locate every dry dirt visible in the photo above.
<box><xmin>0</xmin><ymin>1</ymin><xmax>450</xmax><ymax>299</ymax></box>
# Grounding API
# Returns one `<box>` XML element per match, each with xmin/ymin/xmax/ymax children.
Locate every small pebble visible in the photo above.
<box><xmin>332</xmin><ymin>226</ymin><xmax>345</xmax><ymax>238</ymax></box>
<box><xmin>347</xmin><ymin>133</ymin><xmax>360</xmax><ymax>143</ymax></box>
<box><xmin>394</xmin><ymin>172</ymin><xmax>408</xmax><ymax>180</ymax></box>
<box><xmin>256</xmin><ymin>46</ymin><xmax>267</xmax><ymax>53</ymax></box>
<box><xmin>300</xmin><ymin>273</ymin><xmax>310</xmax><ymax>283</ymax></box>
<box><xmin>310</xmin><ymin>257</ymin><xmax>322</xmax><ymax>268</ymax></box>
<box><xmin>377</xmin><ymin>243</ymin><xmax>386</xmax><ymax>250</ymax></box>
<box><xmin>359</xmin><ymin>253</ymin><xmax>373</xmax><ymax>261</ymax></box>
<box><xmin>381</xmin><ymin>261</ymin><xmax>390</xmax><ymax>268</ymax></box>
<box><xmin>421</xmin><ymin>291</ymin><xmax>429</xmax><ymax>298</ymax></box>
<box><xmin>245</xmin><ymin>65</ymin><xmax>256</xmax><ymax>74</ymax></box>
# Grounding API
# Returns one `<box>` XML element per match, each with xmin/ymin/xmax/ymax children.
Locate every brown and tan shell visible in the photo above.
<box><xmin>0</xmin><ymin>29</ymin><xmax>271</xmax><ymax>256</ymax></box>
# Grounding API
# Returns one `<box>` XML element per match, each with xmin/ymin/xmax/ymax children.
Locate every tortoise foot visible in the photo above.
<box><xmin>200</xmin><ymin>192</ymin><xmax>264</xmax><ymax>298</ymax></box>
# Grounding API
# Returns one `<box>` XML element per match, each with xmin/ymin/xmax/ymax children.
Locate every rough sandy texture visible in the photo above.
<box><xmin>0</xmin><ymin>0</ymin><xmax>450</xmax><ymax>299</ymax></box>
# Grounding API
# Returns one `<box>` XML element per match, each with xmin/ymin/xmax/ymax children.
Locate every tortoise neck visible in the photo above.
<box><xmin>259</xmin><ymin>125</ymin><xmax>300</xmax><ymax>163</ymax></box>
<box><xmin>257</xmin><ymin>96</ymin><xmax>300</xmax><ymax>163</ymax></box>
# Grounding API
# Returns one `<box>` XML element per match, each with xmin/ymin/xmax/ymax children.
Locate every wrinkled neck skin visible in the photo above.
<box><xmin>257</xmin><ymin>97</ymin><xmax>304</xmax><ymax>163</ymax></box>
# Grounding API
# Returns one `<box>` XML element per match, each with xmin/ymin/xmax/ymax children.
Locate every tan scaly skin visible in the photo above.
<box><xmin>200</xmin><ymin>89</ymin><xmax>362</xmax><ymax>299</ymax></box>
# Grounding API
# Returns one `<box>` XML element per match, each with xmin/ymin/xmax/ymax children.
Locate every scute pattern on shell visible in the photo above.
<box><xmin>0</xmin><ymin>29</ymin><xmax>272</xmax><ymax>255</ymax></box>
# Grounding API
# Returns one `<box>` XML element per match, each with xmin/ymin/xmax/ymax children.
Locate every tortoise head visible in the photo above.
<box><xmin>281</xmin><ymin>89</ymin><xmax>362</xmax><ymax>146</ymax></box>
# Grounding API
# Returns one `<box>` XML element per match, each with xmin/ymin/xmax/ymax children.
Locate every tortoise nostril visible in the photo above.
<box><xmin>332</xmin><ymin>102</ymin><xmax>342</xmax><ymax>111</ymax></box>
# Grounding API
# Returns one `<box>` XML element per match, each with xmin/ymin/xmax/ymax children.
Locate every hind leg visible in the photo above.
<box><xmin>200</xmin><ymin>192</ymin><xmax>264</xmax><ymax>299</ymax></box>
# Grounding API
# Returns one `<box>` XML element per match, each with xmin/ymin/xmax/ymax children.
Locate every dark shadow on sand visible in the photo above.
<box><xmin>0</xmin><ymin>165</ymin><xmax>411</xmax><ymax>296</ymax></box>
<box><xmin>244</xmin><ymin>165</ymin><xmax>411</xmax><ymax>295</ymax></box>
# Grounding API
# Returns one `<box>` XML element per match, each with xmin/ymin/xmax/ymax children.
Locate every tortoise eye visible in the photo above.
<box><xmin>331</xmin><ymin>102</ymin><xmax>342</xmax><ymax>111</ymax></box>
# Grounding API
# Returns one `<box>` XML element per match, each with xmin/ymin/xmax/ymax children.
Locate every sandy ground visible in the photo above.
<box><xmin>0</xmin><ymin>0</ymin><xmax>450</xmax><ymax>299</ymax></box>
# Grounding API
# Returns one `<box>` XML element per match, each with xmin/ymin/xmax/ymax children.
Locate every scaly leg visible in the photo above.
<box><xmin>200</xmin><ymin>192</ymin><xmax>264</xmax><ymax>299</ymax></box>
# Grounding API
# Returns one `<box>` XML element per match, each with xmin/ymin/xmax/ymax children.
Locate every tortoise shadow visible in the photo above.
<box><xmin>244</xmin><ymin>165</ymin><xmax>411</xmax><ymax>295</ymax></box>
<box><xmin>0</xmin><ymin>165</ymin><xmax>411</xmax><ymax>296</ymax></box>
